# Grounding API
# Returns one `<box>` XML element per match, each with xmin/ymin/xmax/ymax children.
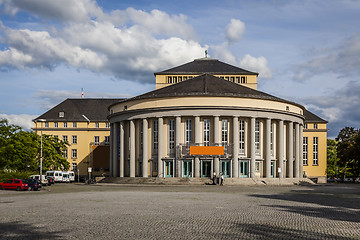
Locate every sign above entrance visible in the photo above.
<box><xmin>190</xmin><ymin>146</ymin><xmax>224</xmax><ymax>156</ymax></box>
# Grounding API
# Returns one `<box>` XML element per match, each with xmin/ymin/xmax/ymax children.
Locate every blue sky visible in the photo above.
<box><xmin>1</xmin><ymin>0</ymin><xmax>360</xmax><ymax>138</ymax></box>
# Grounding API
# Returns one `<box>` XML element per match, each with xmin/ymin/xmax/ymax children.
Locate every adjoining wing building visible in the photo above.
<box><xmin>34</xmin><ymin>58</ymin><xmax>327</xmax><ymax>183</ymax></box>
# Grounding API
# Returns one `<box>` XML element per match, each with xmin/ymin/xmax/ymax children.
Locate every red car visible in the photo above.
<box><xmin>0</xmin><ymin>179</ymin><xmax>29</xmax><ymax>191</ymax></box>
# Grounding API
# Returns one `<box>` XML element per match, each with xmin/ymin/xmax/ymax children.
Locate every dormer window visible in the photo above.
<box><xmin>59</xmin><ymin>112</ymin><xmax>65</xmax><ymax>118</ymax></box>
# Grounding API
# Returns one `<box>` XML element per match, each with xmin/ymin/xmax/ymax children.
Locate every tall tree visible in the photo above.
<box><xmin>327</xmin><ymin>139</ymin><xmax>340</xmax><ymax>177</ymax></box>
<box><xmin>0</xmin><ymin>119</ymin><xmax>69</xmax><ymax>172</ymax></box>
<box><xmin>336</xmin><ymin>127</ymin><xmax>360</xmax><ymax>178</ymax></box>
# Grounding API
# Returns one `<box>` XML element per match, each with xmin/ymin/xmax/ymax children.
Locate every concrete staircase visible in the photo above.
<box><xmin>98</xmin><ymin>177</ymin><xmax>315</xmax><ymax>185</ymax></box>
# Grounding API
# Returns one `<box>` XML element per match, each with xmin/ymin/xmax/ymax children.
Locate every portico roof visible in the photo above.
<box><xmin>155</xmin><ymin>58</ymin><xmax>258</xmax><ymax>76</ymax></box>
<box><xmin>111</xmin><ymin>74</ymin><xmax>304</xmax><ymax>110</ymax></box>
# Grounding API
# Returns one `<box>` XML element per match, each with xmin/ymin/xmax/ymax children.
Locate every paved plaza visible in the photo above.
<box><xmin>0</xmin><ymin>183</ymin><xmax>359</xmax><ymax>239</ymax></box>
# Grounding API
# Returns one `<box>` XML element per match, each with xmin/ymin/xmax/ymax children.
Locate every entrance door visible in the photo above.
<box><xmin>183</xmin><ymin>160</ymin><xmax>192</xmax><ymax>177</ymax></box>
<box><xmin>201</xmin><ymin>160</ymin><xmax>212</xmax><ymax>177</ymax></box>
<box><xmin>221</xmin><ymin>160</ymin><xmax>231</xmax><ymax>177</ymax></box>
<box><xmin>270</xmin><ymin>161</ymin><xmax>275</xmax><ymax>178</ymax></box>
<box><xmin>164</xmin><ymin>160</ymin><xmax>173</xmax><ymax>178</ymax></box>
<box><xmin>138</xmin><ymin>162</ymin><xmax>142</xmax><ymax>177</ymax></box>
<box><xmin>239</xmin><ymin>160</ymin><xmax>249</xmax><ymax>178</ymax></box>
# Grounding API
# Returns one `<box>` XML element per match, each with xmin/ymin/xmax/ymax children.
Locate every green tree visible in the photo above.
<box><xmin>327</xmin><ymin>139</ymin><xmax>340</xmax><ymax>177</ymax></box>
<box><xmin>336</xmin><ymin>127</ymin><xmax>360</xmax><ymax>178</ymax></box>
<box><xmin>0</xmin><ymin>118</ymin><xmax>69</xmax><ymax>173</ymax></box>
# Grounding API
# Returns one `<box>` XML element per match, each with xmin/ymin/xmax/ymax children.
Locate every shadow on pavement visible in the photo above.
<box><xmin>220</xmin><ymin>223</ymin><xmax>353</xmax><ymax>240</ymax></box>
<box><xmin>0</xmin><ymin>221</ymin><xmax>64</xmax><ymax>240</ymax></box>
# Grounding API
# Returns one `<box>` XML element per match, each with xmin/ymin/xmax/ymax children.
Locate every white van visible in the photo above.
<box><xmin>62</xmin><ymin>172</ymin><xmax>70</xmax><ymax>183</ymax></box>
<box><xmin>30</xmin><ymin>175</ymin><xmax>49</xmax><ymax>186</ymax></box>
<box><xmin>46</xmin><ymin>171</ymin><xmax>63</xmax><ymax>182</ymax></box>
<box><xmin>68</xmin><ymin>171</ymin><xmax>75</xmax><ymax>182</ymax></box>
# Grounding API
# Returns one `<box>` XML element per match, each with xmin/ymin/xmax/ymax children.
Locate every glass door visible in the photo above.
<box><xmin>201</xmin><ymin>160</ymin><xmax>212</xmax><ymax>177</ymax></box>
<box><xmin>183</xmin><ymin>160</ymin><xmax>192</xmax><ymax>177</ymax></box>
<box><xmin>221</xmin><ymin>160</ymin><xmax>231</xmax><ymax>177</ymax></box>
<box><xmin>239</xmin><ymin>160</ymin><xmax>249</xmax><ymax>178</ymax></box>
<box><xmin>164</xmin><ymin>160</ymin><xmax>173</xmax><ymax>177</ymax></box>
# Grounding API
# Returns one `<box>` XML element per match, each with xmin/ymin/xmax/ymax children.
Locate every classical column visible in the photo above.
<box><xmin>288</xmin><ymin>121</ymin><xmax>294</xmax><ymax>178</ymax></box>
<box><xmin>176</xmin><ymin>116</ymin><xmax>181</xmax><ymax>177</ymax></box>
<box><xmin>278</xmin><ymin>120</ymin><xmax>284</xmax><ymax>178</ymax></box>
<box><xmin>119</xmin><ymin>121</ymin><xmax>124</xmax><ymax>177</ymax></box>
<box><xmin>233</xmin><ymin>116</ymin><xmax>239</xmax><ymax>178</ymax></box>
<box><xmin>214</xmin><ymin>116</ymin><xmax>220</xmax><ymax>176</ymax></box>
<box><xmin>194</xmin><ymin>116</ymin><xmax>200</xmax><ymax>178</ymax></box>
<box><xmin>112</xmin><ymin>123</ymin><xmax>119</xmax><ymax>177</ymax></box>
<box><xmin>300</xmin><ymin>124</ymin><xmax>304</xmax><ymax>178</ymax></box>
<box><xmin>250</xmin><ymin>117</ymin><xmax>256</xmax><ymax>178</ymax></box>
<box><xmin>142</xmin><ymin>118</ymin><xmax>148</xmax><ymax>177</ymax></box>
<box><xmin>129</xmin><ymin>120</ymin><xmax>135</xmax><ymax>177</ymax></box>
<box><xmin>158</xmin><ymin>117</ymin><xmax>164</xmax><ymax>177</ymax></box>
<box><xmin>294</xmin><ymin>122</ymin><xmax>300</xmax><ymax>178</ymax></box>
<box><xmin>109</xmin><ymin>123</ymin><xmax>114</xmax><ymax>177</ymax></box>
<box><xmin>265</xmin><ymin>118</ymin><xmax>272</xmax><ymax>178</ymax></box>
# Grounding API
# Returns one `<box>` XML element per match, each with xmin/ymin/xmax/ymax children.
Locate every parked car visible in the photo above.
<box><xmin>30</xmin><ymin>175</ymin><xmax>49</xmax><ymax>186</ymax></box>
<box><xmin>46</xmin><ymin>176</ymin><xmax>55</xmax><ymax>185</ymax></box>
<box><xmin>22</xmin><ymin>179</ymin><xmax>39</xmax><ymax>191</ymax></box>
<box><xmin>0</xmin><ymin>179</ymin><xmax>29</xmax><ymax>191</ymax></box>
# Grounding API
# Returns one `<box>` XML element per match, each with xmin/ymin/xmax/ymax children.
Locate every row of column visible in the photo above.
<box><xmin>110</xmin><ymin>116</ymin><xmax>303</xmax><ymax>179</ymax></box>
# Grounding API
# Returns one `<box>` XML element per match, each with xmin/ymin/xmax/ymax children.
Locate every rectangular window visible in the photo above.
<box><xmin>203</xmin><ymin>119</ymin><xmax>210</xmax><ymax>146</ymax></box>
<box><xmin>173</xmin><ymin>76</ymin><xmax>177</xmax><ymax>83</ymax></box>
<box><xmin>139</xmin><ymin>121</ymin><xmax>143</xmax><ymax>155</ymax></box>
<box><xmin>63</xmin><ymin>122</ymin><xmax>67</xmax><ymax>128</ymax></box>
<box><xmin>183</xmin><ymin>76</ymin><xmax>188</xmax><ymax>80</ymax></box>
<box><xmin>303</xmin><ymin>137</ymin><xmax>308</xmax><ymax>165</ymax></box>
<box><xmin>63</xmin><ymin>149</ymin><xmax>68</xmax><ymax>158</ymax></box>
<box><xmin>73</xmin><ymin>122</ymin><xmax>77</xmax><ymax>128</ymax></box>
<box><xmin>105</xmin><ymin>136</ymin><xmax>110</xmax><ymax>145</ymax></box>
<box><xmin>255</xmin><ymin>162</ymin><xmax>260</xmax><ymax>172</ymax></box>
<box><xmin>71</xmin><ymin>149</ymin><xmax>77</xmax><ymax>159</ymax></box>
<box><xmin>314</xmin><ymin>123</ymin><xmax>318</xmax><ymax>129</ymax></box>
<box><xmin>230</xmin><ymin>77</ymin><xmax>235</xmax><ymax>82</ymax></box>
<box><xmin>72</xmin><ymin>135</ymin><xmax>77</xmax><ymax>144</ymax></box>
<box><xmin>63</xmin><ymin>135</ymin><xmax>68</xmax><ymax>142</ymax></box>
<box><xmin>72</xmin><ymin>163</ymin><xmax>77</xmax><ymax>171</ymax></box>
<box><xmin>185</xmin><ymin>119</ymin><xmax>192</xmax><ymax>145</ymax></box>
<box><xmin>95</xmin><ymin>122</ymin><xmax>99</xmax><ymax>128</ymax></box>
<box><xmin>59</xmin><ymin>112</ymin><xmax>65</xmax><ymax>118</ymax></box>
<box><xmin>225</xmin><ymin>76</ymin><xmax>229</xmax><ymax>81</ymax></box>
<box><xmin>304</xmin><ymin>123</ymin><xmax>307</xmax><ymax>129</ymax></box>
<box><xmin>153</xmin><ymin>119</ymin><xmax>159</xmax><ymax>151</ymax></box>
<box><xmin>106</xmin><ymin>122</ymin><xmax>110</xmax><ymax>128</ymax></box>
<box><xmin>54</xmin><ymin>122</ymin><xmax>58</xmax><ymax>128</ymax></box>
<box><xmin>178</xmin><ymin>76</ymin><xmax>182</xmax><ymax>82</ymax></box>
<box><xmin>169</xmin><ymin>119</ymin><xmax>175</xmax><ymax>151</ymax></box>
<box><xmin>94</xmin><ymin>136</ymin><xmax>99</xmax><ymax>145</ymax></box>
<box><xmin>313</xmin><ymin>137</ymin><xmax>318</xmax><ymax>165</ymax></box>
<box><xmin>255</xmin><ymin>120</ymin><xmax>261</xmax><ymax>154</ymax></box>
<box><xmin>239</xmin><ymin>119</ymin><xmax>245</xmax><ymax>154</ymax></box>
<box><xmin>270</xmin><ymin>122</ymin><xmax>274</xmax><ymax>155</ymax></box>
<box><xmin>236</xmin><ymin>77</ymin><xmax>240</xmax><ymax>83</ymax></box>
<box><xmin>221</xmin><ymin>119</ymin><xmax>228</xmax><ymax>150</ymax></box>
<box><xmin>167</xmin><ymin>76</ymin><xmax>172</xmax><ymax>83</ymax></box>
<box><xmin>45</xmin><ymin>122</ymin><xmax>49</xmax><ymax>128</ymax></box>
<box><xmin>241</xmin><ymin>76</ymin><xmax>246</xmax><ymax>84</ymax></box>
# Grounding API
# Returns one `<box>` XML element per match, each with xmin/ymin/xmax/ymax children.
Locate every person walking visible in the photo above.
<box><xmin>220</xmin><ymin>173</ymin><xmax>224</xmax><ymax>186</ymax></box>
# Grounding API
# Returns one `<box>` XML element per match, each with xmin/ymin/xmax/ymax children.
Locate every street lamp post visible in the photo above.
<box><xmin>36</xmin><ymin>119</ymin><xmax>46</xmax><ymax>185</ymax></box>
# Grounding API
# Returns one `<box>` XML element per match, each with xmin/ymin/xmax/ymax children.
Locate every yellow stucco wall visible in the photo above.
<box><xmin>155</xmin><ymin>74</ymin><xmax>257</xmax><ymax>90</ymax></box>
<box><xmin>303</xmin><ymin>123</ymin><xmax>327</xmax><ymax>179</ymax></box>
<box><xmin>33</xmin><ymin>121</ymin><xmax>110</xmax><ymax>176</ymax></box>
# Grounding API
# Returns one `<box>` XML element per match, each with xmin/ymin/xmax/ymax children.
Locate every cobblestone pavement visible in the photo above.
<box><xmin>0</xmin><ymin>184</ymin><xmax>359</xmax><ymax>240</ymax></box>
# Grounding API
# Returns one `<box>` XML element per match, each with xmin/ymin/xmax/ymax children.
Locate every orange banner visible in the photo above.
<box><xmin>189</xmin><ymin>146</ymin><xmax>224</xmax><ymax>155</ymax></box>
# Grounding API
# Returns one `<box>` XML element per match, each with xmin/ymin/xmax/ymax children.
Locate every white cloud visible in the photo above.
<box><xmin>239</xmin><ymin>54</ymin><xmax>272</xmax><ymax>78</ymax></box>
<box><xmin>0</xmin><ymin>113</ymin><xmax>36</xmax><ymax>130</ymax></box>
<box><xmin>0</xmin><ymin>3</ymin><xmax>205</xmax><ymax>83</ymax></box>
<box><xmin>1</xmin><ymin>0</ymin><xmax>103</xmax><ymax>22</ymax></box>
<box><xmin>226</xmin><ymin>18</ymin><xmax>245</xmax><ymax>43</ymax></box>
<box><xmin>294</xmin><ymin>34</ymin><xmax>360</xmax><ymax>81</ymax></box>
